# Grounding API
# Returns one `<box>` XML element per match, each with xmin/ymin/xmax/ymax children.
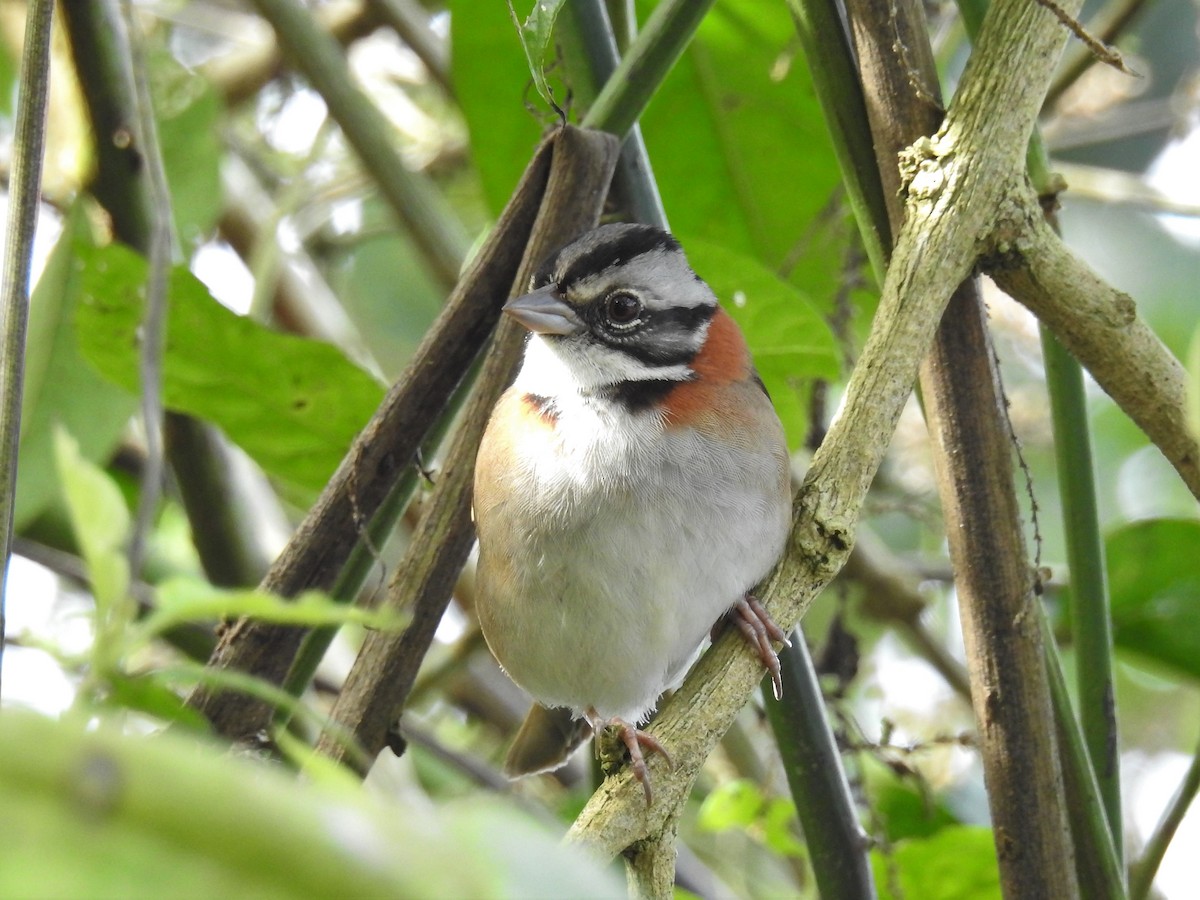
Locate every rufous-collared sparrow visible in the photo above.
<box><xmin>474</xmin><ymin>223</ymin><xmax>792</xmax><ymax>803</ymax></box>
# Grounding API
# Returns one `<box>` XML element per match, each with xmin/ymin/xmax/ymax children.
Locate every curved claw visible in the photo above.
<box><xmin>591</xmin><ymin>712</ymin><xmax>673</xmax><ymax>806</ymax></box>
<box><xmin>731</xmin><ymin>594</ymin><xmax>791</xmax><ymax>700</ymax></box>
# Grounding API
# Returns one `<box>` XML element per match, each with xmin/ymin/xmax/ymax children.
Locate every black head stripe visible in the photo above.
<box><xmin>557</xmin><ymin>224</ymin><xmax>681</xmax><ymax>290</ymax></box>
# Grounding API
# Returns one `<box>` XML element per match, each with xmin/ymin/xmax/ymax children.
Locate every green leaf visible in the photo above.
<box><xmin>53</xmin><ymin>427</ymin><xmax>132</xmax><ymax>629</ymax></box>
<box><xmin>0</xmin><ymin>32</ymin><xmax>16</xmax><ymax>118</ymax></box>
<box><xmin>133</xmin><ymin>578</ymin><xmax>405</xmax><ymax>646</ymax></box>
<box><xmin>696</xmin><ymin>778</ymin><xmax>764</xmax><ymax>832</ymax></box>
<box><xmin>761</xmin><ymin>797</ymin><xmax>807</xmax><ymax>858</ymax></box>
<box><xmin>685</xmin><ymin>237</ymin><xmax>840</xmax><ymax>447</ymax></box>
<box><xmin>73</xmin><ymin>241</ymin><xmax>385</xmax><ymax>496</ymax></box>
<box><xmin>105</xmin><ymin>673</ymin><xmax>210</xmax><ymax>732</ymax></box>
<box><xmin>0</xmin><ymin>710</ymin><xmax>622</xmax><ymax>899</ymax></box>
<box><xmin>872</xmin><ymin>772</ymin><xmax>959</xmax><ymax>842</ymax></box>
<box><xmin>509</xmin><ymin>0</ymin><xmax>569</xmax><ymax>113</ymax></box>
<box><xmin>149</xmin><ymin>46</ymin><xmax>222</xmax><ymax>249</ymax></box>
<box><xmin>451</xmin><ymin>0</ymin><xmax>549</xmax><ymax>216</ymax></box>
<box><xmin>15</xmin><ymin>205</ymin><xmax>137</xmax><ymax>530</ymax></box>
<box><xmin>638</xmin><ymin>1</ymin><xmax>848</xmax><ymax>303</ymax></box>
<box><xmin>872</xmin><ymin>827</ymin><xmax>1000</xmax><ymax>900</ymax></box>
<box><xmin>454</xmin><ymin>0</ymin><xmax>852</xmax><ymax>315</ymax></box>
<box><xmin>1103</xmin><ymin>518</ymin><xmax>1200</xmax><ymax>680</ymax></box>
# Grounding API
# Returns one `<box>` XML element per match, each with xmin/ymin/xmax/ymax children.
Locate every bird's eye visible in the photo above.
<box><xmin>603</xmin><ymin>291</ymin><xmax>643</xmax><ymax>329</ymax></box>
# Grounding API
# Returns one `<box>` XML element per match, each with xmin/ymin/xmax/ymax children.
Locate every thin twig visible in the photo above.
<box><xmin>1044</xmin><ymin>0</ymin><xmax>1149</xmax><ymax>110</ymax></box>
<box><xmin>120</xmin><ymin>0</ymin><xmax>175</xmax><ymax>581</ymax></box>
<box><xmin>1030</xmin><ymin>0</ymin><xmax>1135</xmax><ymax>75</ymax></box>
<box><xmin>0</xmin><ymin>0</ymin><xmax>54</xmax><ymax>699</ymax></box>
<box><xmin>1129</xmin><ymin>735</ymin><xmax>1200</xmax><ymax>900</ymax></box>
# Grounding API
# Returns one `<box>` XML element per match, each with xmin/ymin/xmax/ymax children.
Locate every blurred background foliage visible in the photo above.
<box><xmin>1</xmin><ymin>0</ymin><xmax>1198</xmax><ymax>897</ymax></box>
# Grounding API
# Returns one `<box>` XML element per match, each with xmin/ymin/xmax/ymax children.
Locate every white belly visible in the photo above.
<box><xmin>475</xmin><ymin>396</ymin><xmax>790</xmax><ymax>723</ymax></box>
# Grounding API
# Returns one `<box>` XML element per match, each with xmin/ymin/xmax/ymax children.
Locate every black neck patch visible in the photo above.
<box><xmin>594</xmin><ymin>379</ymin><xmax>681</xmax><ymax>414</ymax></box>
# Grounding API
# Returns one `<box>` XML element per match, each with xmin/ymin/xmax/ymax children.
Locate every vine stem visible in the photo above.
<box><xmin>0</xmin><ymin>0</ymin><xmax>55</xmax><ymax>699</ymax></box>
<box><xmin>120</xmin><ymin>0</ymin><xmax>175</xmax><ymax>581</ymax></box>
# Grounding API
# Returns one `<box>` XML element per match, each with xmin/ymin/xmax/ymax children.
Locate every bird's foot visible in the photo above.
<box><xmin>590</xmin><ymin>710</ymin><xmax>673</xmax><ymax>806</ymax></box>
<box><xmin>722</xmin><ymin>594</ymin><xmax>792</xmax><ymax>700</ymax></box>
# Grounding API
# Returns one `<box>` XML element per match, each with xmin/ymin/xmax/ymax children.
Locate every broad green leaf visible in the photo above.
<box><xmin>53</xmin><ymin>427</ymin><xmax>132</xmax><ymax>628</ymax></box>
<box><xmin>0</xmin><ymin>710</ymin><xmax>622</xmax><ymax>899</ymax></box>
<box><xmin>149</xmin><ymin>46</ymin><xmax>222</xmax><ymax>249</ymax></box>
<box><xmin>640</xmin><ymin>1</ymin><xmax>848</xmax><ymax>305</ymax></box>
<box><xmin>872</xmin><ymin>826</ymin><xmax>1000</xmax><ymax>900</ymax></box>
<box><xmin>761</xmin><ymin>797</ymin><xmax>807</xmax><ymax>858</ymax></box>
<box><xmin>105</xmin><ymin>673</ymin><xmax>210</xmax><ymax>732</ymax></box>
<box><xmin>872</xmin><ymin>771</ymin><xmax>959</xmax><ymax>842</ymax></box>
<box><xmin>510</xmin><ymin>0</ymin><xmax>569</xmax><ymax>113</ymax></box>
<box><xmin>1103</xmin><ymin>518</ymin><xmax>1200</xmax><ymax>680</ymax></box>
<box><xmin>451</xmin><ymin>0</ymin><xmax>550</xmax><ymax>216</ymax></box>
<box><xmin>696</xmin><ymin>778</ymin><xmax>764</xmax><ymax>832</ymax></box>
<box><xmin>686</xmin><ymin>237</ymin><xmax>840</xmax><ymax>447</ymax></box>
<box><xmin>454</xmin><ymin>1</ymin><xmax>851</xmax><ymax>303</ymax></box>
<box><xmin>133</xmin><ymin>578</ymin><xmax>405</xmax><ymax>646</ymax></box>
<box><xmin>15</xmin><ymin>205</ymin><xmax>137</xmax><ymax>530</ymax></box>
<box><xmin>73</xmin><ymin>241</ymin><xmax>385</xmax><ymax>496</ymax></box>
<box><xmin>0</xmin><ymin>31</ymin><xmax>16</xmax><ymax>118</ymax></box>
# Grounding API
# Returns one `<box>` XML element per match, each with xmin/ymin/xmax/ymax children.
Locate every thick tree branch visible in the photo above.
<box><xmin>988</xmin><ymin>201</ymin><xmax>1200</xmax><ymax>500</ymax></box>
<box><xmin>567</xmin><ymin>0</ymin><xmax>1084</xmax><ymax>858</ymax></box>
<box><xmin>849</xmin><ymin>0</ymin><xmax>1078</xmax><ymax>890</ymax></box>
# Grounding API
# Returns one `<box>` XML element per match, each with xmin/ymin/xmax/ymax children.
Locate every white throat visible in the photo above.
<box><xmin>513</xmin><ymin>334</ymin><xmax>693</xmax><ymax>397</ymax></box>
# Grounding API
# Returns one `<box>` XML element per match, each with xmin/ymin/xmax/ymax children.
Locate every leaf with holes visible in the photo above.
<box><xmin>510</xmin><ymin>0</ymin><xmax>568</xmax><ymax>113</ymax></box>
<box><xmin>73</xmin><ymin>240</ymin><xmax>384</xmax><ymax>497</ymax></box>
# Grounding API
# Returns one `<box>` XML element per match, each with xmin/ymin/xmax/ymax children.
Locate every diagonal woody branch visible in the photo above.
<box><xmin>987</xmin><ymin>198</ymin><xmax>1200</xmax><ymax>500</ymax></box>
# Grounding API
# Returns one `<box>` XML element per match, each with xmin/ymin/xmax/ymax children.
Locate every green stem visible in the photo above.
<box><xmin>580</xmin><ymin>0</ymin><xmax>715</xmax><ymax>137</ymax></box>
<box><xmin>0</xmin><ymin>0</ymin><xmax>55</xmax><ymax>698</ymax></box>
<box><xmin>567</xmin><ymin>0</ymin><xmax>669</xmax><ymax>228</ymax></box>
<box><xmin>786</xmin><ymin>0</ymin><xmax>890</xmax><ymax>281</ymax></box>
<box><xmin>1042</xmin><ymin>327</ymin><xmax>1121</xmax><ymax>844</ymax></box>
<box><xmin>1041</xmin><ymin>611</ymin><xmax>1127</xmax><ymax>899</ymax></box>
<box><xmin>120</xmin><ymin>0</ymin><xmax>174</xmax><ymax>581</ymax></box>
<box><xmin>1129</xmin><ymin>736</ymin><xmax>1200</xmax><ymax>900</ymax></box>
<box><xmin>249</xmin><ymin>0</ymin><xmax>471</xmax><ymax>289</ymax></box>
<box><xmin>764</xmin><ymin>635</ymin><xmax>876</xmax><ymax>900</ymax></box>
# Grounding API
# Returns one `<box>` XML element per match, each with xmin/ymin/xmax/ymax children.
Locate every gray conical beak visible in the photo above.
<box><xmin>503</xmin><ymin>284</ymin><xmax>584</xmax><ymax>336</ymax></box>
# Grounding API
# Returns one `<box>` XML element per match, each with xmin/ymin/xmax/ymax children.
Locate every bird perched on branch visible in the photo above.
<box><xmin>474</xmin><ymin>223</ymin><xmax>792</xmax><ymax>803</ymax></box>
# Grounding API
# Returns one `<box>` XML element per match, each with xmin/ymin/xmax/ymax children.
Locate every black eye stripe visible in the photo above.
<box><xmin>579</xmin><ymin>302</ymin><xmax>716</xmax><ymax>368</ymax></box>
<box><xmin>644</xmin><ymin>303</ymin><xmax>715</xmax><ymax>332</ymax></box>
